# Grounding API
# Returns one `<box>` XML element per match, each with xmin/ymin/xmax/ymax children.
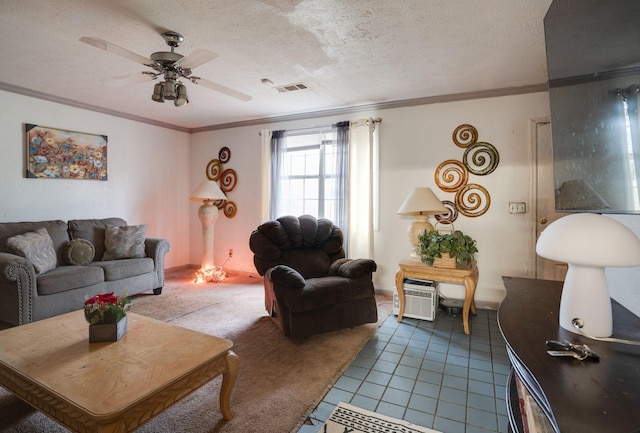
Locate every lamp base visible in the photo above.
<box><xmin>408</xmin><ymin>215</ymin><xmax>434</xmax><ymax>258</ymax></box>
<box><xmin>560</xmin><ymin>265</ymin><xmax>612</xmax><ymax>337</ymax></box>
<box><xmin>198</xmin><ymin>200</ymin><xmax>220</xmax><ymax>270</ymax></box>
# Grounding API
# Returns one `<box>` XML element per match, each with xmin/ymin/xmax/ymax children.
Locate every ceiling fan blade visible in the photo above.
<box><xmin>192</xmin><ymin>77</ymin><xmax>252</xmax><ymax>102</ymax></box>
<box><xmin>80</xmin><ymin>37</ymin><xmax>151</xmax><ymax>65</ymax></box>
<box><xmin>176</xmin><ymin>48</ymin><xmax>219</xmax><ymax>69</ymax></box>
<box><xmin>103</xmin><ymin>72</ymin><xmax>156</xmax><ymax>87</ymax></box>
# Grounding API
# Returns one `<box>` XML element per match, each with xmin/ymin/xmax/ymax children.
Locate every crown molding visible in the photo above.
<box><xmin>1</xmin><ymin>81</ymin><xmax>548</xmax><ymax>134</ymax></box>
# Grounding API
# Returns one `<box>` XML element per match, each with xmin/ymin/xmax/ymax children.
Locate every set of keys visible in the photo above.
<box><xmin>545</xmin><ymin>340</ymin><xmax>600</xmax><ymax>361</ymax></box>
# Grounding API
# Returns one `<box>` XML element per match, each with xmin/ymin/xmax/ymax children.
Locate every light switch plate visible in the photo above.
<box><xmin>509</xmin><ymin>202</ymin><xmax>526</xmax><ymax>214</ymax></box>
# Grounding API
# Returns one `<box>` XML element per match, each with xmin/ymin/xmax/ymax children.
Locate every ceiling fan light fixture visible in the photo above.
<box><xmin>175</xmin><ymin>83</ymin><xmax>189</xmax><ymax>107</ymax></box>
<box><xmin>152</xmin><ymin>82</ymin><xmax>165</xmax><ymax>102</ymax></box>
<box><xmin>163</xmin><ymin>79</ymin><xmax>177</xmax><ymax>100</ymax></box>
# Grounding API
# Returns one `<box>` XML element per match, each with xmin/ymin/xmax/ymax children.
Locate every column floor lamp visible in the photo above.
<box><xmin>190</xmin><ymin>179</ymin><xmax>227</xmax><ymax>282</ymax></box>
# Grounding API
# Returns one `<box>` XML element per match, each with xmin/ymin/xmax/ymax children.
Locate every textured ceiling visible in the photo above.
<box><xmin>0</xmin><ymin>0</ymin><xmax>552</xmax><ymax>130</ymax></box>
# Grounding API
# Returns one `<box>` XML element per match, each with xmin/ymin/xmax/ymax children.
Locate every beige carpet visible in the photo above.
<box><xmin>0</xmin><ymin>268</ymin><xmax>391</xmax><ymax>433</ymax></box>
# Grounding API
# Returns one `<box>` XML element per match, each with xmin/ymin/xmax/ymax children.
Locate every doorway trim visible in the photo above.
<box><xmin>529</xmin><ymin>116</ymin><xmax>551</xmax><ymax>278</ymax></box>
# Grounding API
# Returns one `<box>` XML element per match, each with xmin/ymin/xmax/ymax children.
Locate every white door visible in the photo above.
<box><xmin>535</xmin><ymin>120</ymin><xmax>569</xmax><ymax>281</ymax></box>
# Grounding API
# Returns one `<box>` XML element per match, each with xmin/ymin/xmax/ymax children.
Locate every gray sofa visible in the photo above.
<box><xmin>0</xmin><ymin>217</ymin><xmax>170</xmax><ymax>326</ymax></box>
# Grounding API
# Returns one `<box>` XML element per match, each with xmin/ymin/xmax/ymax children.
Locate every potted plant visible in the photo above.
<box><xmin>417</xmin><ymin>229</ymin><xmax>478</xmax><ymax>267</ymax></box>
<box><xmin>84</xmin><ymin>292</ymin><xmax>131</xmax><ymax>342</ymax></box>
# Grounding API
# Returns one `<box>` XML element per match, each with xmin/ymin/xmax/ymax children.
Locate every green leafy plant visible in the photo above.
<box><xmin>417</xmin><ymin>229</ymin><xmax>478</xmax><ymax>266</ymax></box>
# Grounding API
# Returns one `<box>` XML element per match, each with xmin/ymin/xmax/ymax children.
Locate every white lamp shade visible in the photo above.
<box><xmin>537</xmin><ymin>213</ymin><xmax>640</xmax><ymax>267</ymax></box>
<box><xmin>190</xmin><ymin>180</ymin><xmax>227</xmax><ymax>201</ymax></box>
<box><xmin>397</xmin><ymin>187</ymin><xmax>447</xmax><ymax>215</ymax></box>
<box><xmin>536</xmin><ymin>213</ymin><xmax>640</xmax><ymax>337</ymax></box>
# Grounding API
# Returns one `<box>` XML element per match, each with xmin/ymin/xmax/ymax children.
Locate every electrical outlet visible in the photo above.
<box><xmin>228</xmin><ymin>248</ymin><xmax>233</xmax><ymax>258</ymax></box>
<box><xmin>509</xmin><ymin>202</ymin><xmax>526</xmax><ymax>214</ymax></box>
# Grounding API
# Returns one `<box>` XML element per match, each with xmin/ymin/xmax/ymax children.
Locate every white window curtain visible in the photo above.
<box><xmin>259</xmin><ymin>129</ymin><xmax>272</xmax><ymax>222</ymax></box>
<box><xmin>348</xmin><ymin>118</ymin><xmax>380</xmax><ymax>260</ymax></box>
<box><xmin>259</xmin><ymin>118</ymin><xmax>380</xmax><ymax>260</ymax></box>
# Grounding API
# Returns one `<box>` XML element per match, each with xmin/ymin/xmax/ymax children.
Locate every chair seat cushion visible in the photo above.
<box><xmin>283</xmin><ymin>276</ymin><xmax>375</xmax><ymax>313</ymax></box>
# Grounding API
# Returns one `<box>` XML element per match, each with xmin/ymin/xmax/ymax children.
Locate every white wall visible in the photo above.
<box><xmin>191</xmin><ymin>92</ymin><xmax>552</xmax><ymax>308</ymax></box>
<box><xmin>0</xmin><ymin>90</ymin><xmax>191</xmax><ymax>270</ymax></box>
<box><xmin>4</xmin><ymin>88</ymin><xmax>638</xmax><ymax>316</ymax></box>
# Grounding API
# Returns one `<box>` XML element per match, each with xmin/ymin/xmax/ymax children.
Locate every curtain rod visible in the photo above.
<box><xmin>258</xmin><ymin>118</ymin><xmax>382</xmax><ymax>135</ymax></box>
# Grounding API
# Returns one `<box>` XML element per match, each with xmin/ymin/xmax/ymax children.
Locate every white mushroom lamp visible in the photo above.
<box><xmin>536</xmin><ymin>213</ymin><xmax>640</xmax><ymax>337</ymax></box>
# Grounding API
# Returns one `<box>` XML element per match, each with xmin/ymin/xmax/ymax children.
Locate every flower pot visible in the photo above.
<box><xmin>434</xmin><ymin>253</ymin><xmax>456</xmax><ymax>269</ymax></box>
<box><xmin>89</xmin><ymin>315</ymin><xmax>127</xmax><ymax>342</ymax></box>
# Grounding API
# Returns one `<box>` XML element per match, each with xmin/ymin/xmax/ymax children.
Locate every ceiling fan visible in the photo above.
<box><xmin>80</xmin><ymin>31</ymin><xmax>252</xmax><ymax>106</ymax></box>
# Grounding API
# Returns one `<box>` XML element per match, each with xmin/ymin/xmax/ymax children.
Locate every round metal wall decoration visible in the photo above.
<box><xmin>455</xmin><ymin>183</ymin><xmax>491</xmax><ymax>217</ymax></box>
<box><xmin>219</xmin><ymin>147</ymin><xmax>231</xmax><ymax>164</ymax></box>
<box><xmin>223</xmin><ymin>201</ymin><xmax>237</xmax><ymax>218</ymax></box>
<box><xmin>434</xmin><ymin>200</ymin><xmax>459</xmax><ymax>223</ymax></box>
<box><xmin>205</xmin><ymin>147</ymin><xmax>238</xmax><ymax>218</ymax></box>
<box><xmin>206</xmin><ymin>159</ymin><xmax>223</xmax><ymax>181</ymax></box>
<box><xmin>435</xmin><ymin>160</ymin><xmax>469</xmax><ymax>192</ymax></box>
<box><xmin>220</xmin><ymin>168</ymin><xmax>238</xmax><ymax>192</ymax></box>
<box><xmin>463</xmin><ymin>141</ymin><xmax>500</xmax><ymax>175</ymax></box>
<box><xmin>452</xmin><ymin>124</ymin><xmax>478</xmax><ymax>148</ymax></box>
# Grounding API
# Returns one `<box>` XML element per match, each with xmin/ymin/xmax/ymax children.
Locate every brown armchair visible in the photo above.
<box><xmin>249</xmin><ymin>215</ymin><xmax>378</xmax><ymax>338</ymax></box>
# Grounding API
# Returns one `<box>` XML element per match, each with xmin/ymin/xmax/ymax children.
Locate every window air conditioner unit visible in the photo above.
<box><xmin>392</xmin><ymin>278</ymin><xmax>438</xmax><ymax>321</ymax></box>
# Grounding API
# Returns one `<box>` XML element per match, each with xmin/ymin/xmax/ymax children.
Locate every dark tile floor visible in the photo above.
<box><xmin>296</xmin><ymin>307</ymin><xmax>510</xmax><ymax>433</ymax></box>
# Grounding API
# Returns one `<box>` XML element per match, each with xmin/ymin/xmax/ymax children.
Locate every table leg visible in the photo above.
<box><xmin>220</xmin><ymin>350</ymin><xmax>239</xmax><ymax>421</ymax></box>
<box><xmin>395</xmin><ymin>268</ymin><xmax>405</xmax><ymax>322</ymax></box>
<box><xmin>462</xmin><ymin>275</ymin><xmax>477</xmax><ymax>335</ymax></box>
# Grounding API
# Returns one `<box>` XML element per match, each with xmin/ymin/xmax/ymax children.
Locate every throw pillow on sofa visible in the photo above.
<box><xmin>6</xmin><ymin>227</ymin><xmax>57</xmax><ymax>274</ymax></box>
<box><xmin>102</xmin><ymin>224</ymin><xmax>147</xmax><ymax>260</ymax></box>
<box><xmin>64</xmin><ymin>238</ymin><xmax>95</xmax><ymax>266</ymax></box>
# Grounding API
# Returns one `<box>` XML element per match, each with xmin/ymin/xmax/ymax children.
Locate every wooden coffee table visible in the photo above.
<box><xmin>0</xmin><ymin>311</ymin><xmax>238</xmax><ymax>432</ymax></box>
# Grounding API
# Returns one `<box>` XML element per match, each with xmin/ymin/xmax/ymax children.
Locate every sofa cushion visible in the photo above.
<box><xmin>91</xmin><ymin>257</ymin><xmax>154</xmax><ymax>281</ymax></box>
<box><xmin>102</xmin><ymin>224</ymin><xmax>147</xmax><ymax>260</ymax></box>
<box><xmin>68</xmin><ymin>218</ymin><xmax>127</xmax><ymax>260</ymax></box>
<box><xmin>0</xmin><ymin>220</ymin><xmax>69</xmax><ymax>265</ymax></box>
<box><xmin>64</xmin><ymin>239</ymin><xmax>95</xmax><ymax>265</ymax></box>
<box><xmin>6</xmin><ymin>228</ymin><xmax>57</xmax><ymax>275</ymax></box>
<box><xmin>37</xmin><ymin>265</ymin><xmax>105</xmax><ymax>295</ymax></box>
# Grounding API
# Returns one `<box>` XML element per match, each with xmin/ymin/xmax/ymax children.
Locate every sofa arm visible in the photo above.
<box><xmin>329</xmin><ymin>258</ymin><xmax>377</xmax><ymax>279</ymax></box>
<box><xmin>144</xmin><ymin>238</ymin><xmax>171</xmax><ymax>288</ymax></box>
<box><xmin>267</xmin><ymin>265</ymin><xmax>306</xmax><ymax>289</ymax></box>
<box><xmin>0</xmin><ymin>252</ymin><xmax>36</xmax><ymax>325</ymax></box>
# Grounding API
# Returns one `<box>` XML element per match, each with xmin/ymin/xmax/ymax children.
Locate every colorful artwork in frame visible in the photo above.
<box><xmin>26</xmin><ymin>124</ymin><xmax>108</xmax><ymax>180</ymax></box>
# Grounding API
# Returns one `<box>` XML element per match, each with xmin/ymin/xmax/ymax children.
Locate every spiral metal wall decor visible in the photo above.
<box><xmin>433</xmin><ymin>124</ymin><xmax>500</xmax><ymax>218</ymax></box>
<box><xmin>452</xmin><ymin>124</ymin><xmax>478</xmax><ymax>148</ymax></box>
<box><xmin>219</xmin><ymin>146</ymin><xmax>231</xmax><ymax>164</ymax></box>
<box><xmin>455</xmin><ymin>184</ymin><xmax>490</xmax><ymax>217</ymax></box>
<box><xmin>204</xmin><ymin>146</ymin><xmax>238</xmax><ymax>218</ymax></box>
<box><xmin>206</xmin><ymin>159</ymin><xmax>223</xmax><ymax>181</ymax></box>
<box><xmin>435</xmin><ymin>160</ymin><xmax>469</xmax><ymax>192</ymax></box>
<box><xmin>434</xmin><ymin>200</ymin><xmax>459</xmax><ymax>223</ymax></box>
<box><xmin>463</xmin><ymin>142</ymin><xmax>500</xmax><ymax>175</ymax></box>
<box><xmin>220</xmin><ymin>169</ymin><xmax>237</xmax><ymax>192</ymax></box>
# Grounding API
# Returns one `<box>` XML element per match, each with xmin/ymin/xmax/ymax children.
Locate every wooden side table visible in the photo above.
<box><xmin>395</xmin><ymin>257</ymin><xmax>479</xmax><ymax>334</ymax></box>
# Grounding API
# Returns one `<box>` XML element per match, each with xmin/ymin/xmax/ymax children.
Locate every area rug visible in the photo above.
<box><xmin>0</xmin><ymin>268</ymin><xmax>391</xmax><ymax>433</ymax></box>
<box><xmin>319</xmin><ymin>403</ymin><xmax>442</xmax><ymax>433</ymax></box>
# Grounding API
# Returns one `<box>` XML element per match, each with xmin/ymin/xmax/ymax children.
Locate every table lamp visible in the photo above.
<box><xmin>190</xmin><ymin>180</ymin><xmax>227</xmax><ymax>272</ymax></box>
<box><xmin>536</xmin><ymin>213</ymin><xmax>640</xmax><ymax>337</ymax></box>
<box><xmin>397</xmin><ymin>187</ymin><xmax>448</xmax><ymax>257</ymax></box>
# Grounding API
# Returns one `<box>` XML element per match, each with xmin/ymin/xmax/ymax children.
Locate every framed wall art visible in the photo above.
<box><xmin>26</xmin><ymin>124</ymin><xmax>108</xmax><ymax>180</ymax></box>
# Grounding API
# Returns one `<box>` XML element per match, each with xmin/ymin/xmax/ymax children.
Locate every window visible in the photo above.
<box><xmin>270</xmin><ymin>123</ymin><xmax>349</xmax><ymax>236</ymax></box>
